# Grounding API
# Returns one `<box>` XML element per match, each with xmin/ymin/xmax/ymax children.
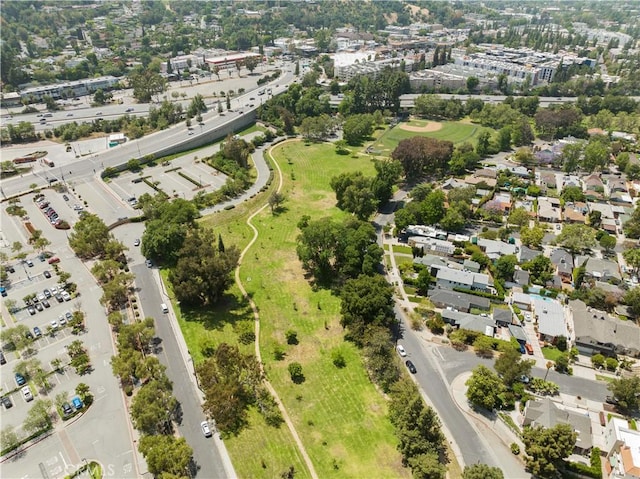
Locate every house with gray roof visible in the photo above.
<box><xmin>476</xmin><ymin>238</ymin><xmax>517</xmax><ymax>260</ymax></box>
<box><xmin>429</xmin><ymin>288</ymin><xmax>490</xmax><ymax>313</ymax></box>
<box><xmin>493</xmin><ymin>308</ymin><xmax>513</xmax><ymax>327</ymax></box>
<box><xmin>512</xmin><ymin>292</ymin><xmax>532</xmax><ymax>311</ymax></box>
<box><xmin>441</xmin><ymin>310</ymin><xmax>496</xmax><ymax>335</ymax></box>
<box><xmin>514</xmin><ymin>269</ymin><xmax>530</xmax><ymax>286</ymax></box>
<box><xmin>436</xmin><ymin>267</ymin><xmax>493</xmax><ymax>293</ymax></box>
<box><xmin>532</xmin><ymin>298</ymin><xmax>567</xmax><ymax>343</ymax></box>
<box><xmin>413</xmin><ymin>254</ymin><xmax>449</xmax><ymax>275</ymax></box>
<box><xmin>550</xmin><ymin>249</ymin><xmax>574</xmax><ymax>283</ymax></box>
<box><xmin>463</xmin><ymin>259</ymin><xmax>481</xmax><ymax>273</ymax></box>
<box><xmin>508</xmin><ymin>323</ymin><xmax>528</xmax><ymax>344</ymax></box>
<box><xmin>570</xmin><ymin>300</ymin><xmax>640</xmax><ymax>358</ymax></box>
<box><xmin>518</xmin><ymin>245</ymin><xmax>539</xmax><ymax>264</ymax></box>
<box><xmin>523</xmin><ymin>398</ymin><xmax>592</xmax><ymax>454</ymax></box>
<box><xmin>408</xmin><ymin>236</ymin><xmax>455</xmax><ymax>256</ymax></box>
<box><xmin>575</xmin><ymin>256</ymin><xmax>621</xmax><ymax>282</ymax></box>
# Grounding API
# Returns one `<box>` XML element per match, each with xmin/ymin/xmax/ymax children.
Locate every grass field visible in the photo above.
<box><xmin>175</xmin><ymin>140</ymin><xmax>408</xmax><ymax>478</ymax></box>
<box><xmin>371</xmin><ymin>120</ymin><xmax>485</xmax><ymax>155</ymax></box>
<box><xmin>541</xmin><ymin>346</ymin><xmax>564</xmax><ymax>361</ymax></box>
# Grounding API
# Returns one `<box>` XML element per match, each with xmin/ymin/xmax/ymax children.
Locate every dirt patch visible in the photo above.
<box><xmin>407</xmin><ymin>4</ymin><xmax>430</xmax><ymax>19</ymax></box>
<box><xmin>399</xmin><ymin>122</ymin><xmax>443</xmax><ymax>133</ymax></box>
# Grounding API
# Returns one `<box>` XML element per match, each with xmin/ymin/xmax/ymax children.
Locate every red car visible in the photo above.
<box><xmin>48</xmin><ymin>257</ymin><xmax>60</xmax><ymax>264</ymax></box>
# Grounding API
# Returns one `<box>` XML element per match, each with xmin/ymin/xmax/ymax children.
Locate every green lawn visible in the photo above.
<box><xmin>188</xmin><ymin>140</ymin><xmax>408</xmax><ymax>478</ymax></box>
<box><xmin>370</xmin><ymin>120</ymin><xmax>487</xmax><ymax>155</ymax></box>
<box><xmin>391</xmin><ymin>244</ymin><xmax>413</xmax><ymax>255</ymax></box>
<box><xmin>394</xmin><ymin>254</ymin><xmax>414</xmax><ymax>266</ymax></box>
<box><xmin>541</xmin><ymin>346</ymin><xmax>565</xmax><ymax>361</ymax></box>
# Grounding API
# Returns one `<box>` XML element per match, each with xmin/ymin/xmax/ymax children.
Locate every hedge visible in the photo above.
<box><xmin>564</xmin><ymin>461</ymin><xmax>601</xmax><ymax>479</ymax></box>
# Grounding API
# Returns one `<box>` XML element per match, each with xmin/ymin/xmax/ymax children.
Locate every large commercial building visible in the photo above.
<box><xmin>14</xmin><ymin>76</ymin><xmax>120</xmax><ymax>104</ymax></box>
<box><xmin>334</xmin><ymin>57</ymin><xmax>414</xmax><ymax>82</ymax></box>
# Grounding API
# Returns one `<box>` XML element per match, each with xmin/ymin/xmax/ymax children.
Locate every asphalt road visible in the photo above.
<box><xmin>132</xmin><ymin>263</ymin><xmax>229</xmax><ymax>479</ymax></box>
<box><xmin>2</xmin><ymin>68</ymin><xmax>295</xmax><ymax>199</ymax></box>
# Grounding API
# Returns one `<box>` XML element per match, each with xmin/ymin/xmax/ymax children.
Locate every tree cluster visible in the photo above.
<box><xmin>389</xmin><ymin>378</ymin><xmax>448</xmax><ymax>479</ymax></box>
<box><xmin>296</xmin><ymin>216</ymin><xmax>382</xmax><ymax>287</ymax></box>
<box><xmin>522</xmin><ymin>424</ymin><xmax>577</xmax><ymax>479</ymax></box>
<box><xmin>69</xmin><ymin>213</ymin><xmax>126</xmax><ymax>261</ymax></box>
<box><xmin>196</xmin><ymin>343</ymin><xmax>283</xmax><ymax>435</ymax></box>
<box><xmin>392</xmin><ymin>136</ymin><xmax>454</xmax><ymax>181</ymax></box>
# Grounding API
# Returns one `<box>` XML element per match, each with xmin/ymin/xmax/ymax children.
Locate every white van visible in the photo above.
<box><xmin>161</xmin><ymin>303</ymin><xmax>169</xmax><ymax>313</ymax></box>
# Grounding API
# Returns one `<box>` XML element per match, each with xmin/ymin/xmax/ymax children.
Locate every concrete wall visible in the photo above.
<box><xmin>102</xmin><ymin>111</ymin><xmax>257</xmax><ymax>176</ymax></box>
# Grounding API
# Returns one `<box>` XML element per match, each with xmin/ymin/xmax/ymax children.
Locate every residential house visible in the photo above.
<box><xmin>514</xmin><ymin>269</ymin><xmax>530</xmax><ymax>286</ymax></box>
<box><xmin>562</xmin><ymin>175</ymin><xmax>582</xmax><ymax>189</ymax></box>
<box><xmin>537</xmin><ymin>197</ymin><xmax>562</xmax><ymax>223</ymax></box>
<box><xmin>413</xmin><ymin>254</ymin><xmax>449</xmax><ymax>275</ymax></box>
<box><xmin>483</xmin><ymin>192</ymin><xmax>512</xmax><ymax>214</ymax></box>
<box><xmin>463</xmin><ymin>259</ymin><xmax>481</xmax><ymax>273</ymax></box>
<box><xmin>609</xmin><ymin>178</ymin><xmax>632</xmax><ymax>204</ymax></box>
<box><xmin>519</xmin><ymin>245</ymin><xmax>539</xmax><ymax>264</ymax></box>
<box><xmin>493</xmin><ymin>308</ymin><xmax>514</xmax><ymax>327</ymax></box>
<box><xmin>564</xmin><ymin>202</ymin><xmax>587</xmax><ymax>223</ymax></box>
<box><xmin>602</xmin><ymin>218</ymin><xmax>618</xmax><ymax>234</ymax></box>
<box><xmin>575</xmin><ymin>256</ymin><xmax>621</xmax><ymax>282</ymax></box>
<box><xmin>435</xmin><ymin>267</ymin><xmax>493</xmax><ymax>293</ymax></box>
<box><xmin>428</xmin><ymin>288</ymin><xmax>490</xmax><ymax>313</ymax></box>
<box><xmin>407</xmin><ymin>236</ymin><xmax>456</xmax><ymax>256</ymax></box>
<box><xmin>476</xmin><ymin>238</ymin><xmax>517</xmax><ymax>260</ymax></box>
<box><xmin>532</xmin><ymin>298</ymin><xmax>567</xmax><ymax>343</ymax></box>
<box><xmin>441</xmin><ymin>178</ymin><xmax>466</xmax><ymax>190</ymax></box>
<box><xmin>441</xmin><ymin>309</ymin><xmax>496</xmax><ymax>335</ymax></box>
<box><xmin>605</xmin><ymin>417</ymin><xmax>640</xmax><ymax>479</ymax></box>
<box><xmin>522</xmin><ymin>398</ymin><xmax>592</xmax><ymax>455</ymax></box>
<box><xmin>405</xmin><ymin>225</ymin><xmax>448</xmax><ymax>240</ymax></box>
<box><xmin>508</xmin><ymin>323</ymin><xmax>528</xmax><ymax>345</ymax></box>
<box><xmin>474</xmin><ymin>168</ymin><xmax>498</xmax><ymax>179</ymax></box>
<box><xmin>540</xmin><ymin>172</ymin><xmax>558</xmax><ymax>190</ymax></box>
<box><xmin>551</xmin><ymin>249</ymin><xmax>574</xmax><ymax>283</ymax></box>
<box><xmin>584</xmin><ymin>174</ymin><xmax>605</xmax><ymax>201</ymax></box>
<box><xmin>588</xmin><ymin>202</ymin><xmax>615</xmax><ymax>220</ymax></box>
<box><xmin>512</xmin><ymin>292</ymin><xmax>532</xmax><ymax>311</ymax></box>
<box><xmin>464</xmin><ymin>174</ymin><xmax>497</xmax><ymax>188</ymax></box>
<box><xmin>570</xmin><ymin>300</ymin><xmax>640</xmax><ymax>357</ymax></box>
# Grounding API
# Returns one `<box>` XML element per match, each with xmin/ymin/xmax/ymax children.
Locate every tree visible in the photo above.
<box><xmin>466</xmin><ymin>76</ymin><xmax>479</xmax><ymax>92</ymax></box>
<box><xmin>624</xmin><ymin>287</ymin><xmax>640</xmax><ymax>319</ymax></box>
<box><xmin>520</xmin><ymin>225</ymin><xmax>545</xmax><ymax>248</ymax></box>
<box><xmin>599</xmin><ymin>233</ymin><xmax>616</xmax><ymax>253</ymax></box>
<box><xmin>588</xmin><ymin>210</ymin><xmax>602</xmax><ymax>229</ymax></box>
<box><xmin>288</xmin><ymin>362</ymin><xmax>304</xmax><ymax>382</ymax></box>
<box><xmin>23</xmin><ymin>399</ymin><xmax>54</xmax><ymax>434</ymax></box>
<box><xmin>557</xmin><ymin>224</ymin><xmax>596</xmax><ymax>256</ymax></box>
<box><xmin>465</xmin><ymin>365</ymin><xmax>505</xmax><ymax>411</ymax></box>
<box><xmin>93</xmin><ymin>88</ymin><xmax>112</xmax><ymax>105</ymax></box>
<box><xmin>392</xmin><ymin>136</ymin><xmax>454</xmax><ymax>180</ymax></box>
<box><xmin>131</xmin><ymin>380</ymin><xmax>177</xmax><ymax>435</ymax></box>
<box><xmin>560</xmin><ymin>142</ymin><xmax>584</xmax><ymax>173</ymax></box>
<box><xmin>415</xmin><ymin>268</ymin><xmax>432</xmax><ymax>296</ymax></box>
<box><xmin>463</xmin><ymin>464</ymin><xmax>504</xmax><ymax>479</ymax></box>
<box><xmin>340</xmin><ymin>275</ymin><xmax>395</xmax><ymax>345</ymax></box>
<box><xmin>560</xmin><ymin>185</ymin><xmax>585</xmax><ymax>203</ymax></box>
<box><xmin>495</xmin><ymin>347</ymin><xmax>535</xmax><ymax>387</ymax></box>
<box><xmin>69</xmin><ymin>214</ymin><xmax>112</xmax><ymax>259</ymax></box>
<box><xmin>168</xmin><ymin>228</ymin><xmax>239</xmax><ymax>306</ymax></box>
<box><xmin>508</xmin><ymin>208</ymin><xmax>531</xmax><ymax>227</ymax></box>
<box><xmin>409</xmin><ymin>453</ymin><xmax>446</xmax><ymax>479</ymax></box>
<box><xmin>495</xmin><ymin>255</ymin><xmax>518</xmax><ymax>282</ymax></box>
<box><xmin>608</xmin><ymin>376</ymin><xmax>640</xmax><ymax>412</ymax></box>
<box><xmin>623</xmin><ymin>249</ymin><xmax>640</xmax><ymax>277</ymax></box>
<box><xmin>129</xmin><ymin>66</ymin><xmax>166</xmax><ymax>103</ymax></box>
<box><xmin>554</xmin><ymin>353</ymin><xmax>570</xmax><ymax>373</ymax></box>
<box><xmin>624</xmin><ymin>206</ymin><xmax>640</xmax><ymax>239</ymax></box>
<box><xmin>138</xmin><ymin>434</ymin><xmax>192</xmax><ymax>477</ymax></box>
<box><xmin>582</xmin><ymin>139</ymin><xmax>610</xmax><ymax>172</ymax></box>
<box><xmin>591</xmin><ymin>353</ymin><xmax>606</xmax><ymax>369</ymax></box>
<box><xmin>268</xmin><ymin>192</ymin><xmax>285</xmax><ymax>215</ymax></box>
<box><xmin>439</xmin><ymin>208</ymin><xmax>466</xmax><ymax>232</ymax></box>
<box><xmin>245</xmin><ymin>56</ymin><xmax>260</xmax><ymax>74</ymax></box>
<box><xmin>522</xmin><ymin>424</ymin><xmax>577</xmax><ymax>479</ymax></box>
<box><xmin>330</xmin><ymin>171</ymin><xmax>378</xmax><ymax>220</ymax></box>
<box><xmin>0</xmin><ymin>427</ymin><xmax>19</xmax><ymax>452</ymax></box>
<box><xmin>342</xmin><ymin>113</ymin><xmax>374</xmax><ymax>145</ymax></box>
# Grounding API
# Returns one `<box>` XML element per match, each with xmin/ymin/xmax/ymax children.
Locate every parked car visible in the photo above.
<box><xmin>7</xmin><ymin>265</ymin><xmax>15</xmax><ymax>273</ymax></box>
<box><xmin>71</xmin><ymin>396</ymin><xmax>83</xmax><ymax>410</ymax></box>
<box><xmin>26</xmin><ymin>259</ymin><xmax>34</xmax><ymax>267</ymax></box>
<box><xmin>43</xmin><ymin>270</ymin><xmax>52</xmax><ymax>278</ymax></box>
<box><xmin>61</xmin><ymin>402</ymin><xmax>73</xmax><ymax>416</ymax></box>
<box><xmin>43</xmin><ymin>289</ymin><xmax>51</xmax><ymax>298</ymax></box>
<box><xmin>55</xmin><ymin>293</ymin><xmax>64</xmax><ymax>303</ymax></box>
<box><xmin>201</xmin><ymin>421</ymin><xmax>212</xmax><ymax>437</ymax></box>
<box><xmin>62</xmin><ymin>291</ymin><xmax>71</xmax><ymax>301</ymax></box>
<box><xmin>50</xmin><ymin>320</ymin><xmax>58</xmax><ymax>329</ymax></box>
<box><xmin>134</xmin><ymin>238</ymin><xmax>140</xmax><ymax>247</ymax></box>
<box><xmin>146</xmin><ymin>259</ymin><xmax>153</xmax><ymax>268</ymax></box>
<box><xmin>22</xmin><ymin>386</ymin><xmax>33</xmax><ymax>402</ymax></box>
<box><xmin>1</xmin><ymin>396</ymin><xmax>13</xmax><ymax>409</ymax></box>
<box><xmin>62</xmin><ymin>194</ymin><xmax>69</xmax><ymax>201</ymax></box>
<box><xmin>396</xmin><ymin>344</ymin><xmax>407</xmax><ymax>357</ymax></box>
<box><xmin>33</xmin><ymin>326</ymin><xmax>42</xmax><ymax>338</ymax></box>
<box><xmin>48</xmin><ymin>257</ymin><xmax>60</xmax><ymax>264</ymax></box>
<box><xmin>606</xmin><ymin>396</ymin><xmax>619</xmax><ymax>406</ymax></box>
<box><xmin>0</xmin><ymin>351</ymin><xmax>5</xmax><ymax>365</ymax></box>
<box><xmin>35</xmin><ymin>302</ymin><xmax>43</xmax><ymax>312</ymax></box>
<box><xmin>37</xmin><ymin>293</ymin><xmax>46</xmax><ymax>302</ymax></box>
<box><xmin>28</xmin><ymin>306</ymin><xmax>36</xmax><ymax>315</ymax></box>
<box><xmin>405</xmin><ymin>360</ymin><xmax>417</xmax><ymax>374</ymax></box>
<box><xmin>42</xmin><ymin>299</ymin><xmax>50</xmax><ymax>308</ymax></box>
<box><xmin>15</xmin><ymin>373</ymin><xmax>26</xmax><ymax>386</ymax></box>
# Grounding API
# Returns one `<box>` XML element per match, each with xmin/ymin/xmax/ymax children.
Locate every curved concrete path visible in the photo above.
<box><xmin>233</xmin><ymin>140</ymin><xmax>319</xmax><ymax>479</ymax></box>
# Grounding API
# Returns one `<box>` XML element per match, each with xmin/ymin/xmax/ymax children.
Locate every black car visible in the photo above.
<box><xmin>61</xmin><ymin>402</ymin><xmax>73</xmax><ymax>416</ymax></box>
<box><xmin>405</xmin><ymin>360</ymin><xmax>417</xmax><ymax>374</ymax></box>
<box><xmin>27</xmin><ymin>306</ymin><xmax>36</xmax><ymax>315</ymax></box>
<box><xmin>606</xmin><ymin>396</ymin><xmax>619</xmax><ymax>406</ymax></box>
<box><xmin>42</xmin><ymin>299</ymin><xmax>50</xmax><ymax>308</ymax></box>
<box><xmin>25</xmin><ymin>331</ymin><xmax>34</xmax><ymax>340</ymax></box>
<box><xmin>55</xmin><ymin>293</ymin><xmax>64</xmax><ymax>303</ymax></box>
<box><xmin>62</xmin><ymin>194</ymin><xmax>69</xmax><ymax>201</ymax></box>
<box><xmin>1</xmin><ymin>396</ymin><xmax>12</xmax><ymax>409</ymax></box>
<box><xmin>7</xmin><ymin>265</ymin><xmax>15</xmax><ymax>273</ymax></box>
<box><xmin>0</xmin><ymin>351</ymin><xmax>5</xmax><ymax>365</ymax></box>
<box><xmin>35</xmin><ymin>303</ymin><xmax>43</xmax><ymax>312</ymax></box>
<box><xmin>43</xmin><ymin>270</ymin><xmax>51</xmax><ymax>278</ymax></box>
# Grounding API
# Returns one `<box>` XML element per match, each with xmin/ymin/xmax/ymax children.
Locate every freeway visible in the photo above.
<box><xmin>1</xmin><ymin>68</ymin><xmax>295</xmax><ymax>199</ymax></box>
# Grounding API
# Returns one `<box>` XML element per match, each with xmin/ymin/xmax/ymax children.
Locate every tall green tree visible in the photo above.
<box><xmin>466</xmin><ymin>365</ymin><xmax>505</xmax><ymax>410</ymax></box>
<box><xmin>494</xmin><ymin>347</ymin><xmax>534</xmax><ymax>387</ymax></box>
<box><xmin>556</xmin><ymin>224</ymin><xmax>596</xmax><ymax>256</ymax></box>
<box><xmin>608</xmin><ymin>376</ymin><xmax>640</xmax><ymax>413</ymax></box>
<box><xmin>463</xmin><ymin>464</ymin><xmax>504</xmax><ymax>479</ymax></box>
<box><xmin>522</xmin><ymin>424</ymin><xmax>577</xmax><ymax>479</ymax></box>
<box><xmin>138</xmin><ymin>434</ymin><xmax>193</xmax><ymax>478</ymax></box>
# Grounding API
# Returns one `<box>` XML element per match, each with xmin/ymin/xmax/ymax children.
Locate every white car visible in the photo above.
<box><xmin>201</xmin><ymin>420</ymin><xmax>212</xmax><ymax>437</ymax></box>
<box><xmin>62</xmin><ymin>291</ymin><xmax>71</xmax><ymax>301</ymax></box>
<box><xmin>396</xmin><ymin>344</ymin><xmax>407</xmax><ymax>357</ymax></box>
<box><xmin>22</xmin><ymin>386</ymin><xmax>33</xmax><ymax>402</ymax></box>
<box><xmin>50</xmin><ymin>320</ymin><xmax>58</xmax><ymax>329</ymax></box>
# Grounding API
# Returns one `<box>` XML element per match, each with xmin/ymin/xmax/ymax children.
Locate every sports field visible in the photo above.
<box><xmin>370</xmin><ymin>119</ymin><xmax>483</xmax><ymax>155</ymax></box>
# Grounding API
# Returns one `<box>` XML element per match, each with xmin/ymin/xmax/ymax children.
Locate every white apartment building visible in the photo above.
<box><xmin>605</xmin><ymin>417</ymin><xmax>640</xmax><ymax>478</ymax></box>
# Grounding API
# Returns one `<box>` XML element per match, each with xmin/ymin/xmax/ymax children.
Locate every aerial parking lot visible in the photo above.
<box><xmin>107</xmin><ymin>152</ymin><xmax>228</xmax><ymax>203</ymax></box>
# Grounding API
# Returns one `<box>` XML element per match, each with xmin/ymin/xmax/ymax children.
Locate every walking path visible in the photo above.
<box><xmin>233</xmin><ymin>139</ymin><xmax>319</xmax><ymax>479</ymax></box>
